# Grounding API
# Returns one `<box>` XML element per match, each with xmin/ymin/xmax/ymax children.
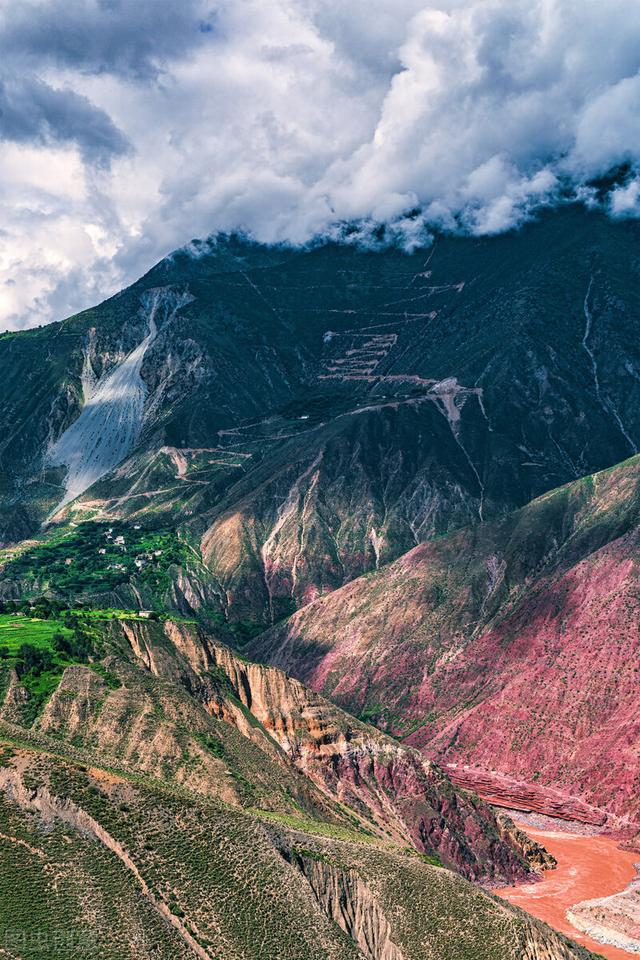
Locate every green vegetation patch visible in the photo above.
<box><xmin>204</xmin><ymin>609</ymin><xmax>271</xmax><ymax>648</ymax></box>
<box><xmin>192</xmin><ymin>732</ymin><xmax>226</xmax><ymax>759</ymax></box>
<box><xmin>0</xmin><ymin>614</ymin><xmax>73</xmax><ymax>655</ymax></box>
<box><xmin>249</xmin><ymin>808</ymin><xmax>379</xmax><ymax>845</ymax></box>
<box><xmin>0</xmin><ymin>610</ymin><xmax>100</xmax><ymax>723</ymax></box>
<box><xmin>88</xmin><ymin>663</ymin><xmax>122</xmax><ymax>690</ymax></box>
<box><xmin>1</xmin><ymin>520</ymin><xmax>189</xmax><ymax>602</ymax></box>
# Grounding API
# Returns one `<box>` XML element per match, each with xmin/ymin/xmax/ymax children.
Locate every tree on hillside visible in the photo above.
<box><xmin>15</xmin><ymin>644</ymin><xmax>54</xmax><ymax>678</ymax></box>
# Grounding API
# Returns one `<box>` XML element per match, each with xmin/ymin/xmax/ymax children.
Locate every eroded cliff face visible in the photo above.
<box><xmin>281</xmin><ymin>849</ymin><xmax>405</xmax><ymax>960</ymax></box>
<box><xmin>249</xmin><ymin>454</ymin><xmax>640</xmax><ymax>828</ymax></box>
<box><xmin>104</xmin><ymin>617</ymin><xmax>542</xmax><ymax>884</ymax></box>
<box><xmin>269</xmin><ymin>829</ymin><xmax>591</xmax><ymax>960</ymax></box>
<box><xmin>197</xmin><ymin>409</ymin><xmax>486</xmax><ymax>623</ymax></box>
<box><xmin>0</xmin><ymin>669</ymin><xmax>31</xmax><ymax>725</ymax></box>
<box><xmin>284</xmin><ymin>846</ymin><xmax>575</xmax><ymax>960</ymax></box>
<box><xmin>35</xmin><ymin>663</ymin><xmax>240</xmax><ymax>805</ymax></box>
<box><xmin>33</xmin><ymin>647</ymin><xmax>342</xmax><ymax>823</ymax></box>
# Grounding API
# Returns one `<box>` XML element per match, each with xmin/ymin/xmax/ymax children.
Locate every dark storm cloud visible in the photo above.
<box><xmin>0</xmin><ymin>76</ymin><xmax>129</xmax><ymax>163</ymax></box>
<box><xmin>0</xmin><ymin>0</ymin><xmax>218</xmax><ymax>80</ymax></box>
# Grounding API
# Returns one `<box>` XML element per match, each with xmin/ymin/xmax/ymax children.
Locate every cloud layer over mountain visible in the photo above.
<box><xmin>1</xmin><ymin>0</ymin><xmax>639</xmax><ymax>329</ymax></box>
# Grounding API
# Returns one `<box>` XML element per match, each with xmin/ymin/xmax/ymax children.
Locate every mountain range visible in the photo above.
<box><xmin>2</xmin><ymin>203</ymin><xmax>640</xmax><ymax>957</ymax></box>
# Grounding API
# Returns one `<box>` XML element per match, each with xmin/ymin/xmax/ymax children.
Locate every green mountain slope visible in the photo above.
<box><xmin>0</xmin><ymin>748</ymin><xmax>594</xmax><ymax>960</ymax></box>
<box><xmin>2</xmin><ymin>206</ymin><xmax>640</xmax><ymax>632</ymax></box>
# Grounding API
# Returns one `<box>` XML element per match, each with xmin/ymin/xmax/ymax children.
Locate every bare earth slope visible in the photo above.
<box><xmin>249</xmin><ymin>454</ymin><xmax>640</xmax><ymax>826</ymax></box>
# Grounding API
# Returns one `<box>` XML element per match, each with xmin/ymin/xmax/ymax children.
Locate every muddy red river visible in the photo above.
<box><xmin>495</xmin><ymin>823</ymin><xmax>639</xmax><ymax>959</ymax></box>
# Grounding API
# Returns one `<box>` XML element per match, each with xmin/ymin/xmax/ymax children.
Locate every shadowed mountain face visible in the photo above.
<box><xmin>2</xmin><ymin>206</ymin><xmax>640</xmax><ymax>629</ymax></box>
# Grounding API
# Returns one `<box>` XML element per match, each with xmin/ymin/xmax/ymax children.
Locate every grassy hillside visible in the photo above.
<box><xmin>0</xmin><ymin>739</ymin><xmax>597</xmax><ymax>960</ymax></box>
<box><xmin>0</xmin><ymin>613</ymin><xmax>73</xmax><ymax>652</ymax></box>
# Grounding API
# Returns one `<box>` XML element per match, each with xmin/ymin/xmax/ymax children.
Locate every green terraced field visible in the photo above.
<box><xmin>0</xmin><ymin>613</ymin><xmax>98</xmax><ymax>723</ymax></box>
<box><xmin>0</xmin><ymin>615</ymin><xmax>73</xmax><ymax>653</ymax></box>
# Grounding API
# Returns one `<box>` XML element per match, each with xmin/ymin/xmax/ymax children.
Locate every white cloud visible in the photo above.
<box><xmin>0</xmin><ymin>0</ymin><xmax>639</xmax><ymax>329</ymax></box>
<box><xmin>610</xmin><ymin>178</ymin><xmax>640</xmax><ymax>219</ymax></box>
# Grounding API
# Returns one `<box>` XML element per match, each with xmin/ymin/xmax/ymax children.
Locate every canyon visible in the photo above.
<box><xmin>2</xmin><ymin>205</ymin><xmax>640</xmax><ymax>954</ymax></box>
<box><xmin>250</xmin><ymin>453</ymin><xmax>640</xmax><ymax>831</ymax></box>
<box><xmin>0</xmin><ymin>615</ymin><xmax>592</xmax><ymax>959</ymax></box>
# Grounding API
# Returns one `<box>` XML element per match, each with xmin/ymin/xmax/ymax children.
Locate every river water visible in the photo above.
<box><xmin>495</xmin><ymin>822</ymin><xmax>639</xmax><ymax>959</ymax></box>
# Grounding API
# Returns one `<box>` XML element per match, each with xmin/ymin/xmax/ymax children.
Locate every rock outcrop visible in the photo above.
<box><xmin>448</xmin><ymin>768</ymin><xmax>608</xmax><ymax>827</ymax></box>
<box><xmin>107</xmin><ymin>618</ymin><xmax>543</xmax><ymax>884</ymax></box>
<box><xmin>568</xmin><ymin>883</ymin><xmax>640</xmax><ymax>955</ymax></box>
<box><xmin>494</xmin><ymin>813</ymin><xmax>557</xmax><ymax>874</ymax></box>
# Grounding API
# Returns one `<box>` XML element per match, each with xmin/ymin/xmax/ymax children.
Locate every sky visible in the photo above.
<box><xmin>0</xmin><ymin>0</ymin><xmax>639</xmax><ymax>331</ymax></box>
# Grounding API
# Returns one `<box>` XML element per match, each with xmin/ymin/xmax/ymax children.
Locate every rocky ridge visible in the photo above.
<box><xmin>97</xmin><ymin>617</ymin><xmax>545</xmax><ymax>883</ymax></box>
<box><xmin>249</xmin><ymin>453</ymin><xmax>640</xmax><ymax>827</ymax></box>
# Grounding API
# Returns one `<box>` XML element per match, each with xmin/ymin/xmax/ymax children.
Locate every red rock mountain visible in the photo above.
<box><xmin>248</xmin><ymin>454</ymin><xmax>640</xmax><ymax>829</ymax></box>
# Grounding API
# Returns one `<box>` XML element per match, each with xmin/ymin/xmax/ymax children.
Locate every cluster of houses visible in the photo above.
<box><xmin>104</xmin><ymin>527</ymin><xmax>163</xmax><ymax>574</ymax></box>
<box><xmin>63</xmin><ymin>525</ymin><xmax>163</xmax><ymax>574</ymax></box>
